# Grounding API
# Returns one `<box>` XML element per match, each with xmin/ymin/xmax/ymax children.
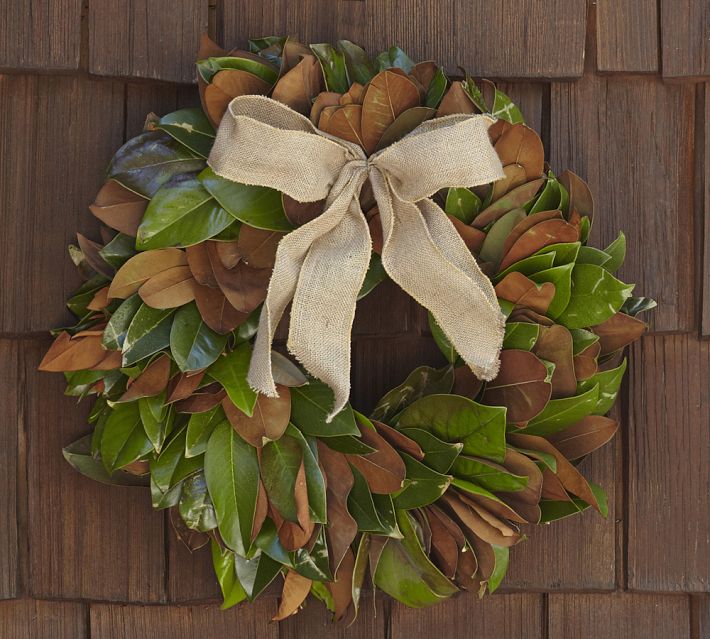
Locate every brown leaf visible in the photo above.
<box><xmin>448</xmin><ymin>215</ymin><xmax>486</xmax><ymax>253</ymax></box>
<box><xmin>252</xmin><ymin>480</ymin><xmax>269</xmax><ymax>541</ymax></box>
<box><xmin>533</xmin><ymin>325</ymin><xmax>577</xmax><ymax>398</ymax></box>
<box><xmin>317</xmin><ymin>105</ymin><xmax>340</xmax><ymax>131</ymax></box>
<box><xmin>493</xmin><ymin>124</ymin><xmax>544</xmax><ymax>180</ymax></box>
<box><xmin>236</xmin><ymin>225</ymin><xmax>283</xmax><ymax>269</ymax></box>
<box><xmin>501</xmin><ymin>209</ymin><xmax>563</xmax><ymax>258</ymax></box>
<box><xmin>481</xmin><ymin>349</ymin><xmax>551</xmax><ymax>422</ymax></box>
<box><xmin>373</xmin><ymin>420</ymin><xmax>424</xmax><ymax>461</ymax></box>
<box><xmin>346</xmin><ymin>424</ymin><xmax>406</xmax><ymax>494</ymax></box>
<box><xmin>442</xmin><ymin>492</ymin><xmax>520</xmax><ymax>547</ymax></box>
<box><xmin>271</xmin><ymin>55</ymin><xmax>323</xmax><ymax>114</ymax></box>
<box><xmin>574</xmin><ymin>341</ymin><xmax>601</xmax><ymax>380</ymax></box>
<box><xmin>283</xmin><ymin>194</ymin><xmax>323</xmax><ymax>227</ymax></box>
<box><xmin>278</xmin><ymin>519</ymin><xmax>313</xmax><ymax>552</ymax></box>
<box><xmin>294</xmin><ymin>460</ymin><xmax>313</xmax><ymax>535</ymax></box>
<box><xmin>547</xmin><ymin>415</ymin><xmax>619</xmax><ymax>460</ymax></box>
<box><xmin>138</xmin><ymin>265</ymin><xmax>197</xmax><ymax>309</ymax></box>
<box><xmin>473</xmin><ymin>179</ymin><xmax>545</xmax><ymax>230</ymax></box>
<box><xmin>509</xmin><ymin>307</ymin><xmax>555</xmax><ymax>327</ymax></box>
<box><xmin>120</xmin><ymin>354</ymin><xmax>171</xmax><ymax>402</ymax></box>
<box><xmin>222</xmin><ymin>386</ymin><xmax>291</xmax><ymax>447</ymax></box>
<box><xmin>488</xmin><ymin>119</ymin><xmax>513</xmax><ymax>145</ymax></box>
<box><xmin>206</xmin><ymin>242</ymin><xmax>271</xmax><ymax>313</ymax></box>
<box><xmin>376</xmin><ymin>106</ymin><xmax>436</xmax><ymax>151</ymax></box>
<box><xmin>491</xmin><ymin>164</ymin><xmax>528</xmax><ymax>202</ymax></box>
<box><xmin>87</xmin><ymin>286</ymin><xmax>110</xmax><ymax>311</ymax></box>
<box><xmin>89</xmin><ymin>180</ymin><xmax>148</xmax><ymax>237</ymax></box>
<box><xmin>326</xmin><ymin>547</ymin><xmax>355</xmax><ymax>621</ymax></box>
<box><xmin>214</xmin><ymin>241</ymin><xmax>241</xmax><ymax>269</ymax></box>
<box><xmin>340</xmin><ymin>82</ymin><xmax>366</xmax><ymax>106</ymax></box>
<box><xmin>310</xmin><ymin>91</ymin><xmax>342</xmax><ymax>126</ymax></box>
<box><xmin>559</xmin><ymin>170</ymin><xmax>594</xmax><ymax>220</ymax></box>
<box><xmin>540</xmin><ymin>467</ymin><xmax>572</xmax><ymax>501</ymax></box>
<box><xmin>361</xmin><ymin>70</ymin><xmax>421</xmax><ymax>154</ymax></box>
<box><xmin>452</xmin><ymin>365</ymin><xmax>484</xmax><ymax>398</ymax></box>
<box><xmin>499</xmin><ymin>448</ymin><xmax>544</xmax><ymax>507</ymax></box>
<box><xmin>166</xmin><ymin>370</ymin><xmax>205</xmax><ymax>404</ymax></box>
<box><xmin>499</xmin><ymin>218</ymin><xmax>579</xmax><ymax>272</ymax></box>
<box><xmin>174</xmin><ymin>386</ymin><xmax>226</xmax><ymax>413</ymax></box>
<box><xmin>427</xmin><ymin>507</ymin><xmax>460</xmax><ymax>578</ymax></box>
<box><xmin>495</xmin><ymin>272</ymin><xmax>556</xmax><ymax>315</ymax></box>
<box><xmin>108</xmin><ymin>248</ymin><xmax>187</xmax><ymax>299</ymax></box>
<box><xmin>76</xmin><ymin>234</ymin><xmax>114</xmax><ymax>278</ymax></box>
<box><xmin>436</xmin><ymin>81</ymin><xmax>476</xmax><ymax>116</ymax></box>
<box><xmin>322</xmin><ymin>104</ymin><xmax>364</xmax><ymax>148</ymax></box>
<box><xmin>186</xmin><ymin>243</ymin><xmax>218</xmax><ymax>287</ymax></box>
<box><xmin>39</xmin><ymin>333</ymin><xmax>108</xmax><ymax>372</ymax></box>
<box><xmin>592</xmin><ymin>312</ymin><xmax>647</xmax><ymax>355</ymax></box>
<box><xmin>204</xmin><ymin>69</ymin><xmax>271</xmax><ymax>126</ymax></box>
<box><xmin>273</xmin><ymin>570</ymin><xmax>312</xmax><ymax>621</ymax></box>
<box><xmin>411</xmin><ymin>61</ymin><xmax>437</xmax><ymax>91</ymax></box>
<box><xmin>193</xmin><ymin>283</ymin><xmax>248</xmax><ymax>334</ymax></box>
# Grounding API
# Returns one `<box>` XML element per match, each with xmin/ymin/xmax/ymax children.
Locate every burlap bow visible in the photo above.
<box><xmin>209</xmin><ymin>95</ymin><xmax>506</xmax><ymax>420</ymax></box>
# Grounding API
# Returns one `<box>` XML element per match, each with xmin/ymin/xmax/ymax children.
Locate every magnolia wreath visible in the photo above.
<box><xmin>41</xmin><ymin>35</ymin><xmax>655</xmax><ymax>620</ymax></box>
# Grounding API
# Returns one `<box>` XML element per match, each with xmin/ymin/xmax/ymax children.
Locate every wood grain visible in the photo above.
<box><xmin>0</xmin><ymin>598</ymin><xmax>86</xmax><ymax>639</ymax></box>
<box><xmin>90</xmin><ymin>0</ymin><xmax>208</xmax><ymax>82</ymax></box>
<box><xmin>703</xmin><ymin>84</ymin><xmax>710</xmax><ymax>336</ymax></box>
<box><xmin>90</xmin><ymin>600</ymin><xmax>278</xmax><ymax>639</ymax></box>
<box><xmin>550</xmin><ymin>75</ymin><xmax>695</xmax><ymax>332</ymax></box>
<box><xmin>166</xmin><ymin>537</ymin><xmax>220</xmax><ymax>603</ymax></box>
<box><xmin>627</xmin><ymin>335</ymin><xmax>710</xmax><ymax>592</ymax></box>
<box><xmin>353</xmin><ymin>280</ymin><xmax>416</xmax><ymax>336</ymax></box>
<box><xmin>390</xmin><ymin>593</ymin><xmax>543</xmax><ymax>639</ymax></box>
<box><xmin>548</xmin><ymin>593</ymin><xmax>690</xmax><ymax>638</ymax></box>
<box><xmin>660</xmin><ymin>0</ymin><xmax>710</xmax><ymax>78</ymax></box>
<box><xmin>0</xmin><ymin>0</ymin><xmax>82</xmax><ymax>70</ymax></box>
<box><xmin>0</xmin><ymin>341</ymin><xmax>21</xmax><ymax>599</ymax></box>
<box><xmin>0</xmin><ymin>75</ymin><xmax>125</xmax><ymax>333</ymax></box>
<box><xmin>24</xmin><ymin>339</ymin><xmax>166</xmax><ymax>602</ymax></box>
<box><xmin>596</xmin><ymin>0</ymin><xmax>658</xmax><ymax>72</ymax></box>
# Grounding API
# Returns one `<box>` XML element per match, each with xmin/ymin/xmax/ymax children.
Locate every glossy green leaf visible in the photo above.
<box><xmin>136</xmin><ymin>173</ymin><xmax>233</xmax><ymax>249</ymax></box>
<box><xmin>150</xmin><ymin>427</ymin><xmax>202</xmax><ymax>506</ymax></box>
<box><xmin>491</xmin><ymin>89</ymin><xmax>524</xmax><ymax>124</ymax></box>
<box><xmin>170</xmin><ymin>302</ymin><xmax>227</xmax><ymax>372</ymax></box>
<box><xmin>121</xmin><ymin>304</ymin><xmax>174</xmax><ymax>367</ymax></box>
<box><xmin>348</xmin><ymin>465</ymin><xmax>399</xmax><ymax>535</ymax></box>
<box><xmin>528</xmin><ymin>174</ymin><xmax>561</xmax><ymax>214</ymax></box>
<box><xmin>522</xmin><ymin>384</ymin><xmax>600</xmax><ymax>436</ymax></box>
<box><xmin>577</xmin><ymin>246</ymin><xmax>612</xmax><ymax>267</ymax></box>
<box><xmin>577</xmin><ymin>359</ymin><xmax>627</xmax><ymax>415</ymax></box>
<box><xmin>199</xmin><ymin>167</ymin><xmax>292</xmax><ymax>232</ymax></box>
<box><xmin>67</xmin><ymin>275</ymin><xmax>109</xmax><ymax>318</ymax></box>
<box><xmin>211</xmin><ymin>539</ymin><xmax>248</xmax><ymax>609</ymax></box>
<box><xmin>493</xmin><ymin>252</ymin><xmax>556</xmax><ymax>283</ymax></box>
<box><xmin>503</xmin><ymin>322</ymin><xmax>540</xmax><ymax>351</ymax></box>
<box><xmin>358</xmin><ymin>253</ymin><xmax>387</xmax><ymax>299</ymax></box>
<box><xmin>425</xmin><ymin>68</ymin><xmax>448</xmax><ymax>109</ymax></box>
<box><xmin>179</xmin><ymin>472</ymin><xmax>217</xmax><ymax>532</ymax></box>
<box><xmin>197</xmin><ymin>56</ymin><xmax>279</xmax><ymax>84</ymax></box>
<box><xmin>486</xmin><ymin>546</ymin><xmax>510</xmax><ymax>593</ymax></box>
<box><xmin>603</xmin><ymin>232</ymin><xmax>626</xmax><ymax>273</ymax></box>
<box><xmin>479</xmin><ymin>208</ymin><xmax>526</xmax><ymax>266</ymax></box>
<box><xmin>157</xmin><ymin>108</ymin><xmax>216</xmax><ymax>158</ymax></box>
<box><xmin>253</xmin><ymin>519</ymin><xmax>292</xmax><ymax>566</ymax></box>
<box><xmin>399</xmin><ymin>428</ymin><xmax>462</xmax><ymax>474</ymax></box>
<box><xmin>207</xmin><ymin>343</ymin><xmax>257</xmax><ymax>416</ymax></box>
<box><xmin>570</xmin><ymin>328</ymin><xmax>600</xmax><ymax>355</ymax></box>
<box><xmin>290</xmin><ymin>382</ymin><xmax>359</xmax><ymax>437</ymax></box>
<box><xmin>444</xmin><ymin>188</ymin><xmax>480</xmax><ymax>224</ymax></box>
<box><xmin>310</xmin><ymin>43</ymin><xmax>349</xmax><ymax>93</ymax></box>
<box><xmin>286</xmin><ymin>425</ymin><xmax>327</xmax><ymax>523</ymax></box>
<box><xmin>537</xmin><ymin>241</ymin><xmax>580</xmax><ymax>266</ymax></box>
<box><xmin>393</xmin><ymin>453</ymin><xmax>451</xmax><ymax>510</ymax></box>
<box><xmin>621</xmin><ymin>296</ymin><xmax>657</xmax><ymax>317</ymax></box>
<box><xmin>293</xmin><ymin>528</ymin><xmax>332</xmax><ymax>581</ymax></box>
<box><xmin>103</xmin><ymin>294</ymin><xmax>142</xmax><ymax>350</ymax></box>
<box><xmin>322</xmin><ymin>434</ymin><xmax>376</xmax><ymax>455</ymax></box>
<box><xmin>529</xmin><ymin>263</ymin><xmax>574</xmax><ymax>318</ymax></box>
<box><xmin>337</xmin><ymin>39</ymin><xmax>376</xmax><ymax>85</ymax></box>
<box><xmin>451</xmin><ymin>456</ymin><xmax>528</xmax><ymax>492</ymax></box>
<box><xmin>99</xmin><ymin>402</ymin><xmax>152</xmax><ymax>473</ymax></box>
<box><xmin>186</xmin><ymin>406</ymin><xmax>225</xmax><ymax>457</ymax></box>
<box><xmin>63</xmin><ymin>434</ymin><xmax>148</xmax><ymax>486</ymax></box>
<box><xmin>557</xmin><ymin>264</ymin><xmax>634</xmax><ymax>329</ymax></box>
<box><xmin>138</xmin><ymin>392</ymin><xmax>173</xmax><ymax>453</ymax></box>
<box><xmin>107</xmin><ymin>131</ymin><xmax>205</xmax><ymax>198</ymax></box>
<box><xmin>204</xmin><ymin>421</ymin><xmax>260</xmax><ymax>555</ymax></box>
<box><xmin>375</xmin><ymin>46</ymin><xmax>415</xmax><ymax>74</ymax></box>
<box><xmin>261</xmin><ymin>435</ymin><xmax>302</xmax><ymax>522</ymax></box>
<box><xmin>99</xmin><ymin>233</ymin><xmax>136</xmax><ymax>269</ymax></box>
<box><xmin>398</xmin><ymin>394</ymin><xmax>507</xmax><ymax>463</ymax></box>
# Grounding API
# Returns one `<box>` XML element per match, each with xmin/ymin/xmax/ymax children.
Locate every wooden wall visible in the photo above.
<box><xmin>0</xmin><ymin>1</ymin><xmax>708</xmax><ymax>637</ymax></box>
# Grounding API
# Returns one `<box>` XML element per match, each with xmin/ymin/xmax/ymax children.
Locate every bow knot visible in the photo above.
<box><xmin>209</xmin><ymin>95</ymin><xmax>506</xmax><ymax>421</ymax></box>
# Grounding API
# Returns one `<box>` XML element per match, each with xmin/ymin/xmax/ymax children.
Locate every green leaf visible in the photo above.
<box><xmin>577</xmin><ymin>246</ymin><xmax>612</xmax><ymax>267</ymax></box>
<box><xmin>536</xmin><ymin>241</ymin><xmax>580</xmax><ymax>266</ymax></box>
<box><xmin>136</xmin><ymin>173</ymin><xmax>233</xmax><ymax>249</ymax></box>
<box><xmin>522</xmin><ymin>384</ymin><xmax>600</xmax><ymax>436</ymax></box>
<box><xmin>179</xmin><ymin>472</ymin><xmax>217</xmax><ymax>532</ymax></box>
<box><xmin>253</xmin><ymin>519</ymin><xmax>292</xmax><ymax>566</ymax></box>
<box><xmin>310</xmin><ymin>43</ymin><xmax>349</xmax><ymax>93</ymax></box>
<box><xmin>393</xmin><ymin>453</ymin><xmax>451</xmax><ymax>510</ymax></box>
<box><xmin>570</xmin><ymin>328</ymin><xmax>600</xmax><ymax>355</ymax></box>
<box><xmin>321</xmin><ymin>434</ymin><xmax>376</xmax><ymax>455</ymax></box>
<box><xmin>197</xmin><ymin>56</ymin><xmax>279</xmax><ymax>84</ymax></box>
<box><xmin>577</xmin><ymin>359</ymin><xmax>627</xmax><ymax>415</ymax></box>
<box><xmin>493</xmin><ymin>252</ymin><xmax>556</xmax><ymax>283</ymax></box>
<box><xmin>138</xmin><ymin>393</ymin><xmax>173</xmax><ymax>452</ymax></box>
<box><xmin>207</xmin><ymin>343</ymin><xmax>257</xmax><ymax>416</ymax></box>
<box><xmin>210</xmin><ymin>539</ymin><xmax>248</xmax><ymax>609</ymax></box>
<box><xmin>491</xmin><ymin>89</ymin><xmax>524</xmax><ymax>124</ymax></box>
<box><xmin>538</xmin><ymin>498</ymin><xmax>587</xmax><ymax>523</ymax></box>
<box><xmin>358</xmin><ymin>253</ymin><xmax>387</xmax><ymax>300</ymax></box>
<box><xmin>121</xmin><ymin>304</ymin><xmax>174</xmax><ymax>367</ymax></box>
<box><xmin>337</xmin><ymin>39</ymin><xmax>376</xmax><ymax>85</ymax></box>
<box><xmin>293</xmin><ymin>528</ymin><xmax>332</xmax><ymax>581</ymax></box>
<box><xmin>286</xmin><ymin>425</ymin><xmax>327</xmax><ymax>523</ymax></box>
<box><xmin>487</xmin><ymin>546</ymin><xmax>510</xmax><ymax>593</ymax></box>
<box><xmin>371</xmin><ymin>365</ymin><xmax>454</xmax><ymax>423</ymax></box>
<box><xmin>63</xmin><ymin>435</ymin><xmax>148</xmax><ymax>486</ymax></box>
<box><xmin>204</xmin><ymin>421</ymin><xmax>260</xmax><ymax>555</ymax></box>
<box><xmin>150</xmin><ymin>427</ymin><xmax>202</xmax><ymax>507</ymax></box>
<box><xmin>621</xmin><ymin>296</ymin><xmax>657</xmax><ymax>317</ymax></box>
<box><xmin>186</xmin><ymin>406</ymin><xmax>224</xmax><ymax>457</ymax></box>
<box><xmin>374</xmin><ymin>510</ymin><xmax>458</xmax><ymax>607</ymax></box>
<box><xmin>99</xmin><ymin>233</ymin><xmax>136</xmax><ymax>269</ymax></box>
<box><xmin>348</xmin><ymin>465</ymin><xmax>400</xmax><ymax>535</ymax></box>
<box><xmin>199</xmin><ymin>167</ymin><xmax>292</xmax><ymax>232</ymax></box>
<box><xmin>235</xmin><ymin>552</ymin><xmax>283</xmax><ymax>600</ymax></box>
<box><xmin>99</xmin><ymin>402</ymin><xmax>152</xmax><ymax>473</ymax></box>
<box><xmin>529</xmin><ymin>263</ymin><xmax>574</xmax><ymax>318</ymax></box>
<box><xmin>170</xmin><ymin>302</ymin><xmax>227</xmax><ymax>372</ymax></box>
<box><xmin>425</xmin><ymin>68</ymin><xmax>448</xmax><ymax>109</ymax></box>
<box><xmin>375</xmin><ymin>46</ymin><xmax>415</xmax><ymax>74</ymax></box>
<box><xmin>67</xmin><ymin>275</ymin><xmax>109</xmax><ymax>318</ymax></box>
<box><xmin>107</xmin><ymin>131</ymin><xmax>205</xmax><ymax>198</ymax></box>
<box><xmin>479</xmin><ymin>208</ymin><xmax>526</xmax><ymax>266</ymax></box>
<box><xmin>428</xmin><ymin>313</ymin><xmax>457</xmax><ymax>364</ymax></box>
<box><xmin>603</xmin><ymin>232</ymin><xmax>626</xmax><ymax>273</ymax></box>
<box><xmin>557</xmin><ymin>264</ymin><xmax>634</xmax><ymax>329</ymax></box>
<box><xmin>157</xmin><ymin>108</ymin><xmax>216</xmax><ymax>158</ymax></box>
<box><xmin>528</xmin><ymin>174</ymin><xmax>561</xmax><ymax>214</ymax></box>
<box><xmin>290</xmin><ymin>382</ymin><xmax>359</xmax><ymax>437</ymax></box>
<box><xmin>444</xmin><ymin>187</ymin><xmax>481</xmax><ymax>224</ymax></box>
<box><xmin>503</xmin><ymin>322</ymin><xmax>540</xmax><ymax>351</ymax></box>
<box><xmin>103</xmin><ymin>294</ymin><xmax>142</xmax><ymax>350</ymax></box>
<box><xmin>451</xmin><ymin>455</ymin><xmax>528</xmax><ymax>492</ymax></box>
<box><xmin>398</xmin><ymin>394</ymin><xmax>507</xmax><ymax>463</ymax></box>
<box><xmin>261</xmin><ymin>435</ymin><xmax>302</xmax><ymax>522</ymax></box>
<box><xmin>399</xmin><ymin>428</ymin><xmax>463</xmax><ymax>474</ymax></box>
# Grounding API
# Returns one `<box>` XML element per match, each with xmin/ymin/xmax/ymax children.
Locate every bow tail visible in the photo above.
<box><xmin>288</xmin><ymin>183</ymin><xmax>371</xmax><ymax>421</ymax></box>
<box><xmin>374</xmin><ymin>173</ymin><xmax>505</xmax><ymax>381</ymax></box>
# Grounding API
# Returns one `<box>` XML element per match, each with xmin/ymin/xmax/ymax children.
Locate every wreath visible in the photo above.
<box><xmin>40</xmin><ymin>35</ymin><xmax>655</xmax><ymax>621</ymax></box>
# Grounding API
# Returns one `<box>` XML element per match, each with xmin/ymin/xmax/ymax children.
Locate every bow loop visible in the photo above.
<box><xmin>208</xmin><ymin>95</ymin><xmax>506</xmax><ymax>421</ymax></box>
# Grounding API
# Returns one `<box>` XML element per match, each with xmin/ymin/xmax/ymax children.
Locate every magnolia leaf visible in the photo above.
<box><xmin>522</xmin><ymin>384</ymin><xmax>600</xmax><ymax>437</ymax></box>
<box><xmin>210</xmin><ymin>540</ymin><xmax>248</xmax><ymax>609</ymax></box>
<box><xmin>499</xmin><ymin>219</ymin><xmax>579</xmax><ymax>272</ymax></box>
<box><xmin>399</xmin><ymin>428</ymin><xmax>463</xmax><ymax>474</ymax></box>
<box><xmin>445</xmin><ymin>187</ymin><xmax>481</xmax><ymax>224</ymax></box>
<box><xmin>503</xmin><ymin>322</ymin><xmax>540</xmax><ymax>351</ymax></box>
<box><xmin>170</xmin><ymin>302</ymin><xmax>227</xmax><ymax>372</ymax></box>
<box><xmin>207</xmin><ymin>343</ymin><xmax>257</xmax><ymax>416</ymax></box>
<box><xmin>577</xmin><ymin>359</ymin><xmax>627</xmax><ymax>414</ymax></box>
<box><xmin>532</xmin><ymin>324</ymin><xmax>577</xmax><ymax>398</ymax></box>
<box><xmin>310</xmin><ymin>43</ymin><xmax>349</xmax><ymax>93</ymax></box>
<box><xmin>547</xmin><ymin>415</ymin><xmax>619</xmax><ymax>460</ymax></box>
<box><xmin>63</xmin><ymin>434</ymin><xmax>148</xmax><ymax>486</ymax></box>
<box><xmin>157</xmin><ymin>108</ymin><xmax>216</xmax><ymax>158</ymax></box>
<box><xmin>89</xmin><ymin>180</ymin><xmax>147</xmax><ymax>237</ymax></box>
<box><xmin>119</xmin><ymin>354</ymin><xmax>171</xmax><ymax>402</ymax></box>
<box><xmin>185</xmin><ymin>406</ymin><xmax>224</xmax><ymax>457</ymax></box>
<box><xmin>121</xmin><ymin>305</ymin><xmax>174</xmax><ymax>367</ymax></box>
<box><xmin>273</xmin><ymin>570</ymin><xmax>312</xmax><ymax>621</ymax></box>
<box><xmin>99</xmin><ymin>402</ymin><xmax>152</xmax><ymax>473</ymax></box>
<box><xmin>193</xmin><ymin>283</ymin><xmax>248</xmax><ymax>334</ymax></box>
<box><xmin>272</xmin><ymin>54</ymin><xmax>323</xmax><ymax>114</ymax></box>
<box><xmin>290</xmin><ymin>382</ymin><xmax>359</xmax><ymax>437</ymax></box>
<box><xmin>226</xmin><ymin>385</ymin><xmax>291</xmax><ymax>446</ymax></box>
<box><xmin>393</xmin><ymin>453</ymin><xmax>451</xmax><ymax>510</ymax></box>
<box><xmin>108</xmin><ymin>248</ymin><xmax>187</xmax><ymax>300</ymax></box>
<box><xmin>592</xmin><ymin>312</ymin><xmax>647</xmax><ymax>355</ymax></box>
<box><xmin>203</xmin><ymin>69</ymin><xmax>271</xmax><ymax>126</ymax></box>
<box><xmin>338</xmin><ymin>40</ymin><xmax>376</xmax><ymax>85</ymax></box>
<box><xmin>138</xmin><ymin>265</ymin><xmax>197</xmax><ymax>309</ymax></box>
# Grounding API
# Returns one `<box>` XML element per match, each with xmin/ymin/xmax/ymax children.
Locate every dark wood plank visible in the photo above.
<box><xmin>126</xmin><ymin>83</ymin><xmax>202</xmax><ymax>139</ymax></box>
<box><xmin>660</xmin><ymin>0</ymin><xmax>710</xmax><ymax>78</ymax></box>
<box><xmin>548</xmin><ymin>593</ymin><xmax>690</xmax><ymax>639</ymax></box>
<box><xmin>596</xmin><ymin>0</ymin><xmax>658</xmax><ymax>72</ymax></box>
<box><xmin>353</xmin><ymin>280</ymin><xmax>417</xmax><ymax>336</ymax></box>
<box><xmin>703</xmin><ymin>84</ymin><xmax>710</xmax><ymax>336</ymax></box>
<box><xmin>0</xmin><ymin>75</ymin><xmax>125</xmax><ymax>333</ymax></box>
<box><xmin>495</xmin><ymin>82</ymin><xmax>546</xmax><ymax>136</ymax></box>
<box><xmin>90</xmin><ymin>0</ymin><xmax>208</xmax><ymax>83</ymax></box>
<box><xmin>0</xmin><ymin>0</ymin><xmax>82</xmax><ymax>70</ymax></box>
<box><xmin>695</xmin><ymin>596</ymin><xmax>710</xmax><ymax>638</ymax></box>
<box><xmin>627</xmin><ymin>335</ymin><xmax>710</xmax><ymax>591</ymax></box>
<box><xmin>390</xmin><ymin>593</ymin><xmax>543</xmax><ymax>639</ymax></box>
<box><xmin>90</xmin><ymin>600</ymin><xmax>279</xmax><ymax>639</ymax></box>
<box><xmin>0</xmin><ymin>598</ymin><xmax>86</xmax><ymax>639</ymax></box>
<box><xmin>166</xmin><ymin>537</ymin><xmax>220</xmax><ymax>602</ymax></box>
<box><xmin>25</xmin><ymin>339</ymin><xmax>166</xmax><ymax>602</ymax></box>
<box><xmin>0</xmin><ymin>340</ymin><xmax>21</xmax><ymax>599</ymax></box>
<box><xmin>504</xmin><ymin>439</ymin><xmax>617</xmax><ymax>590</ymax></box>
<box><xmin>550</xmin><ymin>75</ymin><xmax>695</xmax><ymax>332</ymax></box>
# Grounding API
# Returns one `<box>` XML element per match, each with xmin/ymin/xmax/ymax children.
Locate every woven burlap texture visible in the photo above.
<box><xmin>209</xmin><ymin>95</ymin><xmax>506</xmax><ymax>421</ymax></box>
